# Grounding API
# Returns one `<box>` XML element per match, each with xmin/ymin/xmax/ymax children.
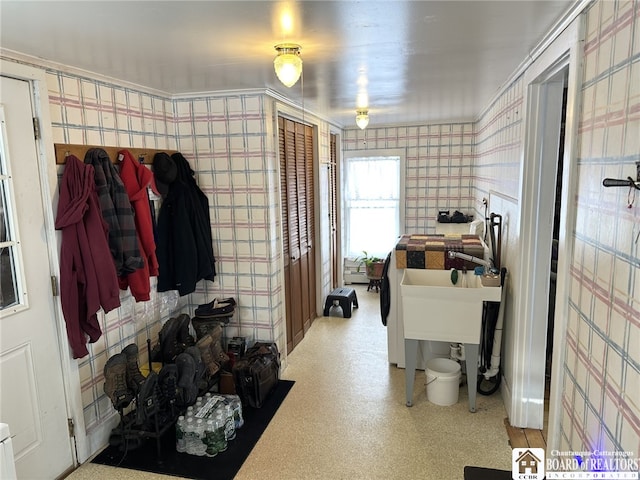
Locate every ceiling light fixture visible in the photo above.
<box><xmin>355</xmin><ymin>109</ymin><xmax>370</xmax><ymax>130</ymax></box>
<box><xmin>274</xmin><ymin>43</ymin><xmax>302</xmax><ymax>88</ymax></box>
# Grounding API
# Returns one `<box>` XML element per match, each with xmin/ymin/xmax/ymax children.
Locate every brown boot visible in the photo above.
<box><xmin>104</xmin><ymin>353</ymin><xmax>134</xmax><ymax>410</ymax></box>
<box><xmin>191</xmin><ymin>317</ymin><xmax>221</xmax><ymax>341</ymax></box>
<box><xmin>195</xmin><ymin>334</ymin><xmax>220</xmax><ymax>377</ymax></box>
<box><xmin>210</xmin><ymin>336</ymin><xmax>230</xmax><ymax>367</ymax></box>
<box><xmin>122</xmin><ymin>343</ymin><xmax>146</xmax><ymax>394</ymax></box>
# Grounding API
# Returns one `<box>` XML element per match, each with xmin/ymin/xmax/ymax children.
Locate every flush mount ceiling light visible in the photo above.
<box><xmin>274</xmin><ymin>43</ymin><xmax>302</xmax><ymax>88</ymax></box>
<box><xmin>355</xmin><ymin>109</ymin><xmax>370</xmax><ymax>130</ymax></box>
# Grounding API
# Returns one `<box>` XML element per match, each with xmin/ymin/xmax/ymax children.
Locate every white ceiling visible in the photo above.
<box><xmin>0</xmin><ymin>1</ymin><xmax>574</xmax><ymax>127</ymax></box>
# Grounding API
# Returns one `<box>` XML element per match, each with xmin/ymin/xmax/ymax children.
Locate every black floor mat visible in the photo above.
<box><xmin>92</xmin><ymin>380</ymin><xmax>295</xmax><ymax>480</ymax></box>
<box><xmin>463</xmin><ymin>466</ymin><xmax>512</xmax><ymax>480</ymax></box>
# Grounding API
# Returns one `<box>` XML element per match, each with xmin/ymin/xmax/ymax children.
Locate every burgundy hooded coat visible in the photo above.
<box><xmin>55</xmin><ymin>155</ymin><xmax>120</xmax><ymax>358</ymax></box>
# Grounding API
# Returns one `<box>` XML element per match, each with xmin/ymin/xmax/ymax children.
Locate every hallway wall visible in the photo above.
<box><xmin>561</xmin><ymin>0</ymin><xmax>639</xmax><ymax>455</ymax></box>
<box><xmin>45</xmin><ymin>69</ymin><xmax>186</xmax><ymax>449</ymax></box>
<box><xmin>473</xmin><ymin>74</ymin><xmax>525</xmax><ymax>429</ymax></box>
<box><xmin>474</xmin><ymin>0</ymin><xmax>639</xmax><ymax>456</ymax></box>
<box><xmin>32</xmin><ymin>60</ymin><xmax>334</xmax><ymax>458</ymax></box>
<box><xmin>342</xmin><ymin>123</ymin><xmax>475</xmax><ymax>235</ymax></box>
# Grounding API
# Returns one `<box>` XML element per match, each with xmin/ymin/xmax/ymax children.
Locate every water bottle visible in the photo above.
<box><xmin>175</xmin><ymin>415</ymin><xmax>186</xmax><ymax>453</ymax></box>
<box><xmin>194</xmin><ymin>418</ymin><xmax>207</xmax><ymax>456</ymax></box>
<box><xmin>224</xmin><ymin>404</ymin><xmax>236</xmax><ymax>441</ymax></box>
<box><xmin>204</xmin><ymin>419</ymin><xmax>217</xmax><ymax>457</ymax></box>
<box><xmin>223</xmin><ymin>394</ymin><xmax>244</xmax><ymax>429</ymax></box>
<box><xmin>214</xmin><ymin>412</ymin><xmax>228</xmax><ymax>452</ymax></box>
<box><xmin>184</xmin><ymin>417</ymin><xmax>196</xmax><ymax>455</ymax></box>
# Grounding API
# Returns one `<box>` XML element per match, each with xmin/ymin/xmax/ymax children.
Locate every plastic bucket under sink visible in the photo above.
<box><xmin>425</xmin><ymin>358</ymin><xmax>461</xmax><ymax>406</ymax></box>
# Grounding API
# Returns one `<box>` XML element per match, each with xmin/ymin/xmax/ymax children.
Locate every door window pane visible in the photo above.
<box><xmin>0</xmin><ymin>121</ymin><xmax>20</xmax><ymax>310</ymax></box>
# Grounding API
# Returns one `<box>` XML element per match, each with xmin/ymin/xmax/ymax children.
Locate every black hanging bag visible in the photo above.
<box><xmin>232</xmin><ymin>342</ymin><xmax>280</xmax><ymax>408</ymax></box>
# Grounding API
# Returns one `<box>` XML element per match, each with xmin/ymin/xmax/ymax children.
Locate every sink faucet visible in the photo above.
<box><xmin>447</xmin><ymin>250</ymin><xmax>494</xmax><ymax>271</ymax></box>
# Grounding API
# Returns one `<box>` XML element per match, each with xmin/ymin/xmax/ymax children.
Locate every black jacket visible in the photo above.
<box><xmin>380</xmin><ymin>251</ymin><xmax>391</xmax><ymax>326</ymax></box>
<box><xmin>156</xmin><ymin>153</ymin><xmax>216</xmax><ymax>295</ymax></box>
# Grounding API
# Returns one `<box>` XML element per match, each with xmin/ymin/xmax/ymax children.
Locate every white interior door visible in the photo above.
<box><xmin>0</xmin><ymin>75</ymin><xmax>74</xmax><ymax>479</ymax></box>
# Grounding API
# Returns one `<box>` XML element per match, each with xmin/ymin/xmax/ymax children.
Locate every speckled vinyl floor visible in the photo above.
<box><xmin>65</xmin><ymin>284</ymin><xmax>512</xmax><ymax>480</ymax></box>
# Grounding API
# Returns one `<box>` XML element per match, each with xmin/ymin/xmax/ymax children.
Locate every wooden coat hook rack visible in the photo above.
<box><xmin>54</xmin><ymin>143</ymin><xmax>177</xmax><ymax>165</ymax></box>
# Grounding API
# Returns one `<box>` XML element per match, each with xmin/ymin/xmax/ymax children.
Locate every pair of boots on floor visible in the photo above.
<box><xmin>103</xmin><ymin>343</ymin><xmax>177</xmax><ymax>428</ymax></box>
<box><xmin>174</xmin><ymin>324</ymin><xmax>230</xmax><ymax>406</ymax></box>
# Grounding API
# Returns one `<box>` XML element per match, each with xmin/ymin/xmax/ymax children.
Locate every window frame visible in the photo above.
<box><xmin>0</xmin><ymin>105</ymin><xmax>28</xmax><ymax>316</ymax></box>
<box><xmin>342</xmin><ymin>148</ymin><xmax>405</xmax><ymax>260</ymax></box>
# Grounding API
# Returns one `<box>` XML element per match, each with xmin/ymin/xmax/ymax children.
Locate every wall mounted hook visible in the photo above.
<box><xmin>602</xmin><ymin>177</ymin><xmax>640</xmax><ymax>190</ymax></box>
<box><xmin>603</xmin><ymin>161</ymin><xmax>640</xmax><ymax>191</ymax></box>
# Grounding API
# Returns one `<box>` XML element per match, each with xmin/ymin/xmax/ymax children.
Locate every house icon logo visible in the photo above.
<box><xmin>512</xmin><ymin>448</ymin><xmax>545</xmax><ymax>479</ymax></box>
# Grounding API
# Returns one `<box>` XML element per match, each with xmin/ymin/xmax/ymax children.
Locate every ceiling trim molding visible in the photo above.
<box><xmin>476</xmin><ymin>0</ymin><xmax>592</xmax><ymax>122</ymax></box>
<box><xmin>172</xmin><ymin>88</ymin><xmax>269</xmax><ymax>100</ymax></box>
<box><xmin>342</xmin><ymin>118</ymin><xmax>476</xmax><ymax>131</ymax></box>
<box><xmin>0</xmin><ymin>48</ymin><xmax>173</xmax><ymax>99</ymax></box>
<box><xmin>266</xmin><ymin>88</ymin><xmax>343</xmax><ymax>129</ymax></box>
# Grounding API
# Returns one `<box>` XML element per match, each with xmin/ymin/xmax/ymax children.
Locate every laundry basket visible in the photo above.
<box><xmin>425</xmin><ymin>358</ymin><xmax>461</xmax><ymax>406</ymax></box>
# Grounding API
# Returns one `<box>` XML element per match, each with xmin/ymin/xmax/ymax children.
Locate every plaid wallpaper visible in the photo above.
<box><xmin>471</xmin><ymin>0</ymin><xmax>639</xmax><ymax>458</ymax></box>
<box><xmin>45</xmin><ymin>73</ymin><xmax>291</xmax><ymax>444</ymax></box>
<box><xmin>474</xmin><ymin>77</ymin><xmax>525</xmax><ymax>205</ymax></box>
<box><xmin>560</xmin><ymin>0</ymin><xmax>639</xmax><ymax>457</ymax></box>
<box><xmin>44</xmin><ymin>69</ymin><xmax>334</xmax><ymax>449</ymax></box>
<box><xmin>342</xmin><ymin>124</ymin><xmax>475</xmax><ymax>233</ymax></box>
<box><xmin>46</xmin><ymin>71</ymin><xmax>187</xmax><ymax>438</ymax></box>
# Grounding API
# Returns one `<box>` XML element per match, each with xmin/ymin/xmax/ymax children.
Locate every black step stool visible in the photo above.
<box><xmin>323</xmin><ymin>287</ymin><xmax>359</xmax><ymax>318</ymax></box>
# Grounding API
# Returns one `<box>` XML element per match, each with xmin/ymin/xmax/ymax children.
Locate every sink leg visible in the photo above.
<box><xmin>405</xmin><ymin>339</ymin><xmax>419</xmax><ymax>407</ymax></box>
<box><xmin>464</xmin><ymin>343</ymin><xmax>479</xmax><ymax>412</ymax></box>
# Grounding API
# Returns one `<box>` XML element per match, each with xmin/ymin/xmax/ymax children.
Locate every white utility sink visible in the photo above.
<box><xmin>400</xmin><ymin>268</ymin><xmax>501</xmax><ymax>344</ymax></box>
<box><xmin>400</xmin><ymin>268</ymin><xmax>502</xmax><ymax>411</ymax></box>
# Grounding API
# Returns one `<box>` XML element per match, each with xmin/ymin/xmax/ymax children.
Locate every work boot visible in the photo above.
<box><xmin>184</xmin><ymin>346</ymin><xmax>207</xmax><ymax>393</ymax></box>
<box><xmin>210</xmin><ymin>338</ymin><xmax>230</xmax><ymax>367</ymax></box>
<box><xmin>155</xmin><ymin>316</ymin><xmax>182</xmax><ymax>363</ymax></box>
<box><xmin>195</xmin><ymin>334</ymin><xmax>220</xmax><ymax>377</ymax></box>
<box><xmin>122</xmin><ymin>343</ymin><xmax>146</xmax><ymax>394</ymax></box>
<box><xmin>175</xmin><ymin>352</ymin><xmax>197</xmax><ymax>407</ymax></box>
<box><xmin>204</xmin><ymin>324</ymin><xmax>228</xmax><ymax>365</ymax></box>
<box><xmin>104</xmin><ymin>353</ymin><xmax>134</xmax><ymax>410</ymax></box>
<box><xmin>176</xmin><ymin>314</ymin><xmax>195</xmax><ymax>350</ymax></box>
<box><xmin>191</xmin><ymin>317</ymin><xmax>220</xmax><ymax>341</ymax></box>
<box><xmin>135</xmin><ymin>371</ymin><xmax>159</xmax><ymax>426</ymax></box>
<box><xmin>158</xmin><ymin>363</ymin><xmax>179</xmax><ymax>407</ymax></box>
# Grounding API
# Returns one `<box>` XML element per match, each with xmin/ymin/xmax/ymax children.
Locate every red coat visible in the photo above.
<box><xmin>117</xmin><ymin>149</ymin><xmax>159</xmax><ymax>301</ymax></box>
<box><xmin>55</xmin><ymin>155</ymin><xmax>120</xmax><ymax>359</ymax></box>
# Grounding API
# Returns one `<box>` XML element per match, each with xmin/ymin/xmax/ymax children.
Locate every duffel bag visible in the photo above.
<box><xmin>232</xmin><ymin>342</ymin><xmax>280</xmax><ymax>408</ymax></box>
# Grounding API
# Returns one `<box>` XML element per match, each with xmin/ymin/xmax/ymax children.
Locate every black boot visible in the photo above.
<box><xmin>122</xmin><ymin>343</ymin><xmax>146</xmax><ymax>394</ymax></box>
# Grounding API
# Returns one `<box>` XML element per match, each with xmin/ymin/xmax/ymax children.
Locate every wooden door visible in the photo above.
<box><xmin>278</xmin><ymin>117</ymin><xmax>316</xmax><ymax>353</ymax></box>
<box><xmin>329</xmin><ymin>133</ymin><xmax>339</xmax><ymax>289</ymax></box>
<box><xmin>303</xmin><ymin>124</ymin><xmax>316</xmax><ymax>331</ymax></box>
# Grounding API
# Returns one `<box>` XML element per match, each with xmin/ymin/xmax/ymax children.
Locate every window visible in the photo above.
<box><xmin>0</xmin><ymin>108</ymin><xmax>21</xmax><ymax>310</ymax></box>
<box><xmin>343</xmin><ymin>155</ymin><xmax>401</xmax><ymax>259</ymax></box>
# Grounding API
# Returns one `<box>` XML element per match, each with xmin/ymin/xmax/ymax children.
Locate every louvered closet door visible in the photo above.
<box><xmin>304</xmin><ymin>124</ymin><xmax>316</xmax><ymax>332</ymax></box>
<box><xmin>278</xmin><ymin>117</ymin><xmax>294</xmax><ymax>353</ymax></box>
<box><xmin>278</xmin><ymin>116</ymin><xmax>316</xmax><ymax>353</ymax></box>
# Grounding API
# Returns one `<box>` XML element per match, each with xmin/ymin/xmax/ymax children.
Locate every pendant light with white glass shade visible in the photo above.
<box><xmin>355</xmin><ymin>109</ymin><xmax>370</xmax><ymax>130</ymax></box>
<box><xmin>274</xmin><ymin>43</ymin><xmax>303</xmax><ymax>88</ymax></box>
